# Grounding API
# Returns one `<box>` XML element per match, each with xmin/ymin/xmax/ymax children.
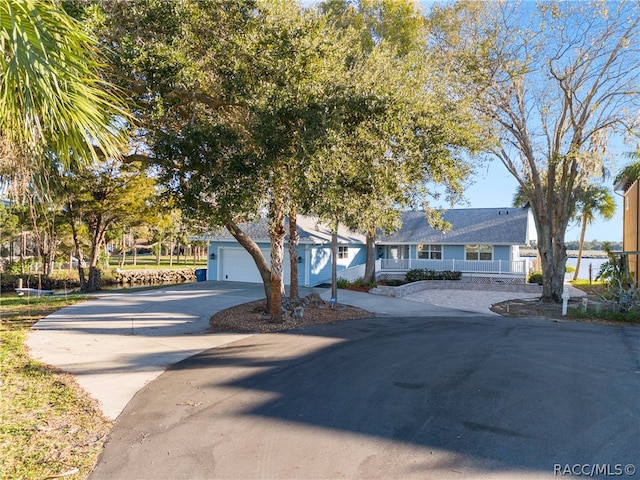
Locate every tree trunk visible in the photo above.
<box><xmin>84</xmin><ymin>215</ymin><xmax>105</xmax><ymax>292</ymax></box>
<box><xmin>572</xmin><ymin>214</ymin><xmax>588</xmax><ymax>281</ymax></box>
<box><xmin>331</xmin><ymin>220</ymin><xmax>338</xmax><ymax>304</ymax></box>
<box><xmin>86</xmin><ymin>241</ymin><xmax>103</xmax><ymax>292</ymax></box>
<box><xmin>67</xmin><ymin>201</ymin><xmax>87</xmax><ymax>291</ymax></box>
<box><xmin>119</xmin><ymin>234</ymin><xmax>126</xmax><ymax>268</ymax></box>
<box><xmin>269</xmin><ymin>209</ymin><xmax>286</xmax><ymax>323</ymax></box>
<box><xmin>20</xmin><ymin>229</ymin><xmax>26</xmax><ymax>274</ymax></box>
<box><xmin>103</xmin><ymin>243</ymin><xmax>110</xmax><ymax>270</ymax></box>
<box><xmin>87</xmin><ymin>266</ymin><xmax>101</xmax><ymax>292</ymax></box>
<box><xmin>133</xmin><ymin>240</ymin><xmax>138</xmax><ymax>265</ymax></box>
<box><xmin>288</xmin><ymin>208</ymin><xmax>300</xmax><ymax>300</ymax></box>
<box><xmin>225</xmin><ymin>221</ymin><xmax>273</xmax><ymax>312</ymax></box>
<box><xmin>363</xmin><ymin>231</ymin><xmax>376</xmax><ymax>284</ymax></box>
<box><xmin>537</xmin><ymin>227</ymin><xmax>568</xmax><ymax>303</ymax></box>
<box><xmin>43</xmin><ymin>230</ymin><xmax>56</xmax><ymax>275</ymax></box>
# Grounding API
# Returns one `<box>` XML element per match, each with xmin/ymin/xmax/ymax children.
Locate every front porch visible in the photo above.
<box><xmin>379</xmin><ymin>258</ymin><xmax>533</xmax><ymax>284</ymax></box>
<box><xmin>334</xmin><ymin>257</ymin><xmax>534</xmax><ymax>285</ymax></box>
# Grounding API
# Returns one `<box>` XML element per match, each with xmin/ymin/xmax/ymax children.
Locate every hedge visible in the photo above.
<box><xmin>405</xmin><ymin>269</ymin><xmax>462</xmax><ymax>283</ymax></box>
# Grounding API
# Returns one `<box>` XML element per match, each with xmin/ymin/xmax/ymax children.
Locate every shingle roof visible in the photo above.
<box><xmin>378</xmin><ymin>208</ymin><xmax>531</xmax><ymax>245</ymax></box>
<box><xmin>197</xmin><ymin>215</ymin><xmax>366</xmax><ymax>245</ymax></box>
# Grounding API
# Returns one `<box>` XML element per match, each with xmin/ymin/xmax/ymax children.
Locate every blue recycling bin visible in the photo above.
<box><xmin>195</xmin><ymin>268</ymin><xmax>207</xmax><ymax>282</ymax></box>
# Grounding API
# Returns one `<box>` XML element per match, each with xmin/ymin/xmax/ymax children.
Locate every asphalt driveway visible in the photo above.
<box><xmin>89</xmin><ymin>312</ymin><xmax>640</xmax><ymax>480</ymax></box>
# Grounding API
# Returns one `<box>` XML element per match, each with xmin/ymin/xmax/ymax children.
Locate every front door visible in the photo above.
<box><xmin>385</xmin><ymin>245</ymin><xmax>409</xmax><ymax>269</ymax></box>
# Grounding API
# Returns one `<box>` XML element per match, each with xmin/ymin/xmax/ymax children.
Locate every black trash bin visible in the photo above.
<box><xmin>195</xmin><ymin>268</ymin><xmax>207</xmax><ymax>282</ymax></box>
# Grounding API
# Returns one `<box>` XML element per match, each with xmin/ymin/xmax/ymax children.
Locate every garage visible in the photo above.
<box><xmin>218</xmin><ymin>247</ymin><xmax>290</xmax><ymax>284</ymax></box>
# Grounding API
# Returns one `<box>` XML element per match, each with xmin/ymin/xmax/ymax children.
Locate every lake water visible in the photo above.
<box><xmin>525</xmin><ymin>256</ymin><xmax>609</xmax><ymax>281</ymax></box>
<box><xmin>565</xmin><ymin>257</ymin><xmax>608</xmax><ymax>281</ymax></box>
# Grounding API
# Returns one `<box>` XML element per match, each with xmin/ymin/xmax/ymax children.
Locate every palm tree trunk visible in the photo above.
<box><xmin>573</xmin><ymin>214</ymin><xmax>588</xmax><ymax>281</ymax></box>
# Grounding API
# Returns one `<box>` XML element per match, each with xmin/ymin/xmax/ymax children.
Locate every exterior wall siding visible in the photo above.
<box><xmin>623</xmin><ymin>181</ymin><xmax>640</xmax><ymax>285</ymax></box>
<box><xmin>493</xmin><ymin>245</ymin><xmax>511</xmax><ymax>262</ymax></box>
<box><xmin>306</xmin><ymin>244</ymin><xmax>366</xmax><ymax>286</ymax></box>
<box><xmin>207</xmin><ymin>241</ymin><xmax>366</xmax><ymax>287</ymax></box>
<box><xmin>443</xmin><ymin>245</ymin><xmax>464</xmax><ymax>260</ymax></box>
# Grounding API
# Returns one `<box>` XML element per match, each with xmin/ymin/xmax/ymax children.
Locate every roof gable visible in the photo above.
<box><xmin>378</xmin><ymin>208</ymin><xmax>531</xmax><ymax>245</ymax></box>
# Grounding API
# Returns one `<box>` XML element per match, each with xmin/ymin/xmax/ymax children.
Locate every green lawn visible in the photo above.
<box><xmin>0</xmin><ymin>294</ymin><xmax>110</xmax><ymax>480</ymax></box>
<box><xmin>108</xmin><ymin>254</ymin><xmax>207</xmax><ymax>270</ymax></box>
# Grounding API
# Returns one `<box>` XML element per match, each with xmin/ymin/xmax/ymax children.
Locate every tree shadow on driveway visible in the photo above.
<box><xmin>89</xmin><ymin>315</ymin><xmax>640</xmax><ymax>480</ymax></box>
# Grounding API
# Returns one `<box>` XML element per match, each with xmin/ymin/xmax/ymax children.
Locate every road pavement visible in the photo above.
<box><xmin>88</xmin><ymin>312</ymin><xmax>640</xmax><ymax>480</ymax></box>
<box><xmin>26</xmin><ymin>282</ymin><xmax>473</xmax><ymax>420</ymax></box>
<box><xmin>25</xmin><ymin>281</ymin><xmax>640</xmax><ymax>479</ymax></box>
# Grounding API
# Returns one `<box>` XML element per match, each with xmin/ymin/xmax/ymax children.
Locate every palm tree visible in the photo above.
<box><xmin>614</xmin><ymin>149</ymin><xmax>640</xmax><ymax>187</ymax></box>
<box><xmin>0</xmin><ymin>0</ymin><xmax>130</xmax><ymax>169</ymax></box>
<box><xmin>572</xmin><ymin>185</ymin><xmax>616</xmax><ymax>281</ymax></box>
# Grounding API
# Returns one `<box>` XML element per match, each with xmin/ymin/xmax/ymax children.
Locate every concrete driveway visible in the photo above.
<box><xmin>88</xmin><ymin>311</ymin><xmax>640</xmax><ymax>479</ymax></box>
<box><xmin>26</xmin><ymin>282</ymin><xmax>263</xmax><ymax>419</ymax></box>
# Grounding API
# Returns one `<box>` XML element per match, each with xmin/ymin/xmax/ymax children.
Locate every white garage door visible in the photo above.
<box><xmin>219</xmin><ymin>248</ymin><xmax>291</xmax><ymax>284</ymax></box>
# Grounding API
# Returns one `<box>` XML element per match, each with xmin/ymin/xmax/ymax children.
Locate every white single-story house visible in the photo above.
<box><xmin>199</xmin><ymin>215</ymin><xmax>367</xmax><ymax>287</ymax></box>
<box><xmin>199</xmin><ymin>207</ymin><xmax>537</xmax><ymax>286</ymax></box>
<box><xmin>376</xmin><ymin>207</ymin><xmax>536</xmax><ymax>282</ymax></box>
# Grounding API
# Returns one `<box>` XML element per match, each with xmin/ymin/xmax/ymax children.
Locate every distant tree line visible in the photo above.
<box><xmin>565</xmin><ymin>241</ymin><xmax>622</xmax><ymax>252</ymax></box>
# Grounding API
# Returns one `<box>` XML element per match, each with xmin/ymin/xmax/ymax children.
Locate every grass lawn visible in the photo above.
<box><xmin>108</xmin><ymin>254</ymin><xmax>207</xmax><ymax>270</ymax></box>
<box><xmin>571</xmin><ymin>279</ymin><xmax>607</xmax><ymax>296</ymax></box>
<box><xmin>0</xmin><ymin>294</ymin><xmax>110</xmax><ymax>480</ymax></box>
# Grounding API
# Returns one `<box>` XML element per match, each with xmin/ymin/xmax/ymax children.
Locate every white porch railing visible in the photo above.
<box><xmin>380</xmin><ymin>258</ymin><xmax>530</xmax><ymax>276</ymax></box>
<box><xmin>323</xmin><ymin>258</ymin><xmax>531</xmax><ymax>285</ymax></box>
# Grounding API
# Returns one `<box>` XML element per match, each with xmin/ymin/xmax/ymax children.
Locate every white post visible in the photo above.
<box><xmin>562</xmin><ymin>285</ymin><xmax>570</xmax><ymax>316</ymax></box>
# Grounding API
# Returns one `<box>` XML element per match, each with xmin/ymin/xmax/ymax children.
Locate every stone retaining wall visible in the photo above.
<box><xmin>113</xmin><ymin>268</ymin><xmax>196</xmax><ymax>285</ymax></box>
<box><xmin>370</xmin><ymin>280</ymin><xmax>543</xmax><ymax>298</ymax></box>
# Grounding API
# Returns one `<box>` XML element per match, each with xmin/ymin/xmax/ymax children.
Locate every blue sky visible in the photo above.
<box><xmin>462</xmin><ymin>161</ymin><xmax>624</xmax><ymax>243</ymax></box>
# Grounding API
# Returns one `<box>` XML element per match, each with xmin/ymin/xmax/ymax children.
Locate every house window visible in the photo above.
<box><xmin>338</xmin><ymin>246</ymin><xmax>349</xmax><ymax>259</ymax></box>
<box><xmin>418</xmin><ymin>244</ymin><xmax>442</xmax><ymax>259</ymax></box>
<box><xmin>465</xmin><ymin>244</ymin><xmax>493</xmax><ymax>260</ymax></box>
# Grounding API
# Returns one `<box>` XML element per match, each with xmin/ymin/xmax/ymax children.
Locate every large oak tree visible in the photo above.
<box><xmin>91</xmin><ymin>0</ymin><xmax>483</xmax><ymax>319</ymax></box>
<box><xmin>434</xmin><ymin>0</ymin><xmax>640</xmax><ymax>302</ymax></box>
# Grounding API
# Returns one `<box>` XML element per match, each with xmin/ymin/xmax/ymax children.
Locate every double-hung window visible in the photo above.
<box><xmin>465</xmin><ymin>244</ymin><xmax>492</xmax><ymax>260</ymax></box>
<box><xmin>417</xmin><ymin>244</ymin><xmax>442</xmax><ymax>259</ymax></box>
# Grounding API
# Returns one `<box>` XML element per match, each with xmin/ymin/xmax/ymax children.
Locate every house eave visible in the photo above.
<box><xmin>375</xmin><ymin>240</ymin><xmax>528</xmax><ymax>246</ymax></box>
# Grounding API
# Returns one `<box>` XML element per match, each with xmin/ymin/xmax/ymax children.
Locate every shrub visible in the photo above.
<box><xmin>528</xmin><ymin>272</ymin><xmax>543</xmax><ymax>285</ymax></box>
<box><xmin>596</xmin><ymin>243</ymin><xmax>639</xmax><ymax>312</ymax></box>
<box><xmin>405</xmin><ymin>269</ymin><xmax>461</xmax><ymax>283</ymax></box>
